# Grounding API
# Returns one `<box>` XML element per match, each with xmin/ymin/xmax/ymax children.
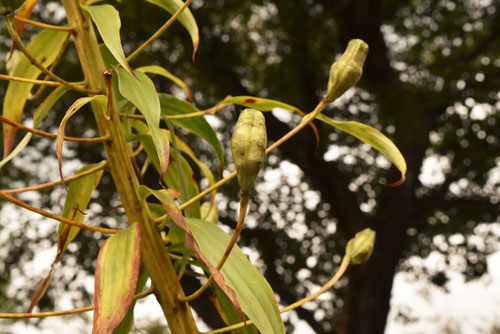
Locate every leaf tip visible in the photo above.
<box><xmin>381</xmin><ymin>174</ymin><xmax>406</xmax><ymax>187</ymax></box>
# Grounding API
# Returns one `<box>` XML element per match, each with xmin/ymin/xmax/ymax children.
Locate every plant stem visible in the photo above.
<box><xmin>60</xmin><ymin>1</ymin><xmax>199</xmax><ymax>332</ymax></box>
<box><xmin>179</xmin><ymin>192</ymin><xmax>249</xmax><ymax>302</ymax></box>
<box><xmin>0</xmin><ymin>73</ymin><xmax>61</xmax><ymax>86</ymax></box>
<box><xmin>0</xmin><ymin>115</ymin><xmax>110</xmax><ymax>143</ymax></box>
<box><xmin>1</xmin><ymin>161</ymin><xmax>107</xmax><ymax>194</ymax></box>
<box><xmin>203</xmin><ymin>255</ymin><xmax>352</xmax><ymax>334</ymax></box>
<box><xmin>0</xmin><ymin>286</ymin><xmax>153</xmax><ymax>319</ymax></box>
<box><xmin>0</xmin><ymin>191</ymin><xmax>118</xmax><ymax>234</ymax></box>
<box><xmin>14</xmin><ymin>15</ymin><xmax>75</xmax><ymax>32</ymax></box>
<box><xmin>126</xmin><ymin>0</ymin><xmax>192</xmax><ymax>62</ymax></box>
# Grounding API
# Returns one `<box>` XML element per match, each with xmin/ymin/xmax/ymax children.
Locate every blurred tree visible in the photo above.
<box><xmin>1</xmin><ymin>0</ymin><xmax>499</xmax><ymax>333</ymax></box>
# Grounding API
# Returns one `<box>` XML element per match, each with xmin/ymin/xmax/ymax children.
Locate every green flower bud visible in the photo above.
<box><xmin>231</xmin><ymin>108</ymin><xmax>267</xmax><ymax>195</ymax></box>
<box><xmin>326</xmin><ymin>39</ymin><xmax>369</xmax><ymax>103</ymax></box>
<box><xmin>0</xmin><ymin>0</ymin><xmax>24</xmax><ymax>15</ymax></box>
<box><xmin>345</xmin><ymin>228</ymin><xmax>375</xmax><ymax>265</ymax></box>
<box><xmin>200</xmin><ymin>202</ymin><xmax>219</xmax><ymax>224</ymax></box>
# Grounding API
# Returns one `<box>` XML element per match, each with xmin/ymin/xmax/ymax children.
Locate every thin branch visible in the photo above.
<box><xmin>1</xmin><ymin>161</ymin><xmax>107</xmax><ymax>194</ymax></box>
<box><xmin>0</xmin><ymin>73</ymin><xmax>61</xmax><ymax>86</ymax></box>
<box><xmin>14</xmin><ymin>15</ymin><xmax>75</xmax><ymax>32</ymax></box>
<box><xmin>126</xmin><ymin>0</ymin><xmax>193</xmax><ymax>62</ymax></box>
<box><xmin>0</xmin><ymin>191</ymin><xmax>118</xmax><ymax>234</ymax></box>
<box><xmin>0</xmin><ymin>115</ymin><xmax>110</xmax><ymax>143</ymax></box>
<box><xmin>0</xmin><ymin>286</ymin><xmax>154</xmax><ymax>319</ymax></box>
<box><xmin>4</xmin><ymin>15</ymin><xmax>98</xmax><ymax>95</ymax></box>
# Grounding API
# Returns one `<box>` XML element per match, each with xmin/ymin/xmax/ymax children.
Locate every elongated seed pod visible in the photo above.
<box><xmin>231</xmin><ymin>108</ymin><xmax>267</xmax><ymax>195</ymax></box>
<box><xmin>0</xmin><ymin>0</ymin><xmax>24</xmax><ymax>15</ymax></box>
<box><xmin>345</xmin><ymin>228</ymin><xmax>376</xmax><ymax>265</ymax></box>
<box><xmin>326</xmin><ymin>39</ymin><xmax>369</xmax><ymax>103</ymax></box>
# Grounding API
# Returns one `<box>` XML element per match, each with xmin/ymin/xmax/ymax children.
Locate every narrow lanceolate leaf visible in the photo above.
<box><xmin>145</xmin><ymin>0</ymin><xmax>199</xmax><ymax>59</ymax></box>
<box><xmin>56</xmin><ymin>96</ymin><xmax>107</xmax><ymax>190</ymax></box>
<box><xmin>82</xmin><ymin>4</ymin><xmax>134</xmax><ymax>77</ymax></box>
<box><xmin>138</xmin><ymin>186</ymin><xmax>244</xmax><ymax>318</ymax></box>
<box><xmin>116</xmin><ymin>67</ymin><xmax>170</xmax><ymax>179</ymax></box>
<box><xmin>0</xmin><ymin>86</ymin><xmax>69</xmax><ymax>169</ymax></box>
<box><xmin>26</xmin><ymin>265</ymin><xmax>55</xmax><ymax>313</ymax></box>
<box><xmin>93</xmin><ymin>224</ymin><xmax>141</xmax><ymax>334</ymax></box>
<box><xmin>56</xmin><ymin>161</ymin><xmax>106</xmax><ymax>262</ymax></box>
<box><xmin>137</xmin><ymin>65</ymin><xmax>193</xmax><ymax>102</ymax></box>
<box><xmin>186</xmin><ymin>218</ymin><xmax>285</xmax><ymax>334</ymax></box>
<box><xmin>11</xmin><ymin>0</ymin><xmax>38</xmax><ymax>42</ymax></box>
<box><xmin>159</xmin><ymin>93</ymin><xmax>224</xmax><ymax>171</ymax></box>
<box><xmin>316</xmin><ymin>113</ymin><xmax>407</xmax><ymax>185</ymax></box>
<box><xmin>2</xmin><ymin>29</ymin><xmax>67</xmax><ymax>157</ymax></box>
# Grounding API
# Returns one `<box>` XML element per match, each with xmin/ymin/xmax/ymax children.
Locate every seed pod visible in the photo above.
<box><xmin>0</xmin><ymin>0</ymin><xmax>24</xmax><ymax>15</ymax></box>
<box><xmin>345</xmin><ymin>228</ymin><xmax>376</xmax><ymax>265</ymax></box>
<box><xmin>231</xmin><ymin>108</ymin><xmax>267</xmax><ymax>195</ymax></box>
<box><xmin>326</xmin><ymin>39</ymin><xmax>369</xmax><ymax>103</ymax></box>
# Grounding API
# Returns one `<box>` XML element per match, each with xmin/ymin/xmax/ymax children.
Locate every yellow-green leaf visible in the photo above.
<box><xmin>2</xmin><ymin>29</ymin><xmax>67</xmax><ymax>157</ymax></box>
<box><xmin>56</xmin><ymin>161</ymin><xmax>106</xmax><ymax>263</ymax></box>
<box><xmin>145</xmin><ymin>0</ymin><xmax>199</xmax><ymax>59</ymax></box>
<box><xmin>82</xmin><ymin>4</ymin><xmax>134</xmax><ymax>77</ymax></box>
<box><xmin>93</xmin><ymin>224</ymin><xmax>141</xmax><ymax>334</ymax></box>
<box><xmin>56</xmin><ymin>96</ymin><xmax>107</xmax><ymax>189</ymax></box>
<box><xmin>137</xmin><ymin>65</ymin><xmax>192</xmax><ymax>102</ymax></box>
<box><xmin>116</xmin><ymin>67</ymin><xmax>170</xmax><ymax>179</ymax></box>
<box><xmin>186</xmin><ymin>218</ymin><xmax>285</xmax><ymax>334</ymax></box>
<box><xmin>316</xmin><ymin>113</ymin><xmax>407</xmax><ymax>185</ymax></box>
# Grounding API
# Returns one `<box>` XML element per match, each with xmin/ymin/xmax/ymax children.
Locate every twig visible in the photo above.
<box><xmin>0</xmin><ymin>116</ymin><xmax>110</xmax><ymax>143</ymax></box>
<box><xmin>1</xmin><ymin>161</ymin><xmax>107</xmax><ymax>194</ymax></box>
<box><xmin>0</xmin><ymin>286</ymin><xmax>154</xmax><ymax>319</ymax></box>
<box><xmin>14</xmin><ymin>15</ymin><xmax>75</xmax><ymax>32</ymax></box>
<box><xmin>0</xmin><ymin>73</ymin><xmax>61</xmax><ymax>86</ymax></box>
<box><xmin>126</xmin><ymin>0</ymin><xmax>193</xmax><ymax>62</ymax></box>
<box><xmin>0</xmin><ymin>191</ymin><xmax>118</xmax><ymax>234</ymax></box>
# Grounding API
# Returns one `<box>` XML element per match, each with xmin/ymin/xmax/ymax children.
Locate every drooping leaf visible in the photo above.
<box><xmin>113</xmin><ymin>265</ymin><xmax>149</xmax><ymax>334</ymax></box>
<box><xmin>26</xmin><ymin>265</ymin><xmax>55</xmax><ymax>314</ymax></box>
<box><xmin>93</xmin><ymin>224</ymin><xmax>141</xmax><ymax>334</ymax></box>
<box><xmin>82</xmin><ymin>4</ymin><xmax>134</xmax><ymax>77</ymax></box>
<box><xmin>138</xmin><ymin>186</ymin><xmax>244</xmax><ymax>319</ymax></box>
<box><xmin>212</xmin><ymin>284</ymin><xmax>259</xmax><ymax>334</ymax></box>
<box><xmin>315</xmin><ymin>113</ymin><xmax>407</xmax><ymax>185</ymax></box>
<box><xmin>0</xmin><ymin>86</ymin><xmax>70</xmax><ymax>169</ymax></box>
<box><xmin>145</xmin><ymin>0</ymin><xmax>199</xmax><ymax>59</ymax></box>
<box><xmin>186</xmin><ymin>218</ymin><xmax>285</xmax><ymax>334</ymax></box>
<box><xmin>116</xmin><ymin>67</ymin><xmax>170</xmax><ymax>179</ymax></box>
<box><xmin>159</xmin><ymin>93</ymin><xmax>224</xmax><ymax>171</ymax></box>
<box><xmin>56</xmin><ymin>96</ymin><xmax>107</xmax><ymax>190</ymax></box>
<box><xmin>137</xmin><ymin>65</ymin><xmax>193</xmax><ymax>102</ymax></box>
<box><xmin>11</xmin><ymin>0</ymin><xmax>38</xmax><ymax>42</ymax></box>
<box><xmin>2</xmin><ymin>29</ymin><xmax>68</xmax><ymax>157</ymax></box>
<box><xmin>56</xmin><ymin>161</ymin><xmax>106</xmax><ymax>262</ymax></box>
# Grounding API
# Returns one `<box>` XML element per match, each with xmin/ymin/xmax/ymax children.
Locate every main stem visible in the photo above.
<box><xmin>60</xmin><ymin>1</ymin><xmax>198</xmax><ymax>332</ymax></box>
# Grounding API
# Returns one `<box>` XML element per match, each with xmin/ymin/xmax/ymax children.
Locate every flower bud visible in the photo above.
<box><xmin>200</xmin><ymin>202</ymin><xmax>219</xmax><ymax>223</ymax></box>
<box><xmin>0</xmin><ymin>0</ymin><xmax>24</xmax><ymax>15</ymax></box>
<box><xmin>231</xmin><ymin>108</ymin><xmax>267</xmax><ymax>195</ymax></box>
<box><xmin>345</xmin><ymin>228</ymin><xmax>375</xmax><ymax>265</ymax></box>
<box><xmin>326</xmin><ymin>39</ymin><xmax>369</xmax><ymax>103</ymax></box>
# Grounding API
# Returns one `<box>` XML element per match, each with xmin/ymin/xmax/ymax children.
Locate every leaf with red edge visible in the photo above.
<box><xmin>138</xmin><ymin>185</ymin><xmax>244</xmax><ymax>319</ymax></box>
<box><xmin>10</xmin><ymin>0</ymin><xmax>38</xmax><ymax>49</ymax></box>
<box><xmin>26</xmin><ymin>265</ymin><xmax>54</xmax><ymax>314</ymax></box>
<box><xmin>2</xmin><ymin>29</ymin><xmax>67</xmax><ymax>157</ymax></box>
<box><xmin>56</xmin><ymin>96</ymin><xmax>106</xmax><ymax>190</ymax></box>
<box><xmin>93</xmin><ymin>224</ymin><xmax>141</xmax><ymax>334</ymax></box>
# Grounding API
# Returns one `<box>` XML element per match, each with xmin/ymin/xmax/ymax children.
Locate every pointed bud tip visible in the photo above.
<box><xmin>345</xmin><ymin>228</ymin><xmax>376</xmax><ymax>265</ymax></box>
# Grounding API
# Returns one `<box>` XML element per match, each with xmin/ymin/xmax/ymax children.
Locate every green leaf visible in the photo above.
<box><xmin>186</xmin><ymin>218</ymin><xmax>285</xmax><ymax>334</ymax></box>
<box><xmin>137</xmin><ymin>65</ymin><xmax>193</xmax><ymax>102</ymax></box>
<box><xmin>56</xmin><ymin>95</ymin><xmax>107</xmax><ymax>189</ymax></box>
<box><xmin>116</xmin><ymin>67</ymin><xmax>170</xmax><ymax>179</ymax></box>
<box><xmin>0</xmin><ymin>86</ymin><xmax>70</xmax><ymax>169</ymax></box>
<box><xmin>113</xmin><ymin>265</ymin><xmax>149</xmax><ymax>334</ymax></box>
<box><xmin>93</xmin><ymin>224</ymin><xmax>141</xmax><ymax>334</ymax></box>
<box><xmin>316</xmin><ymin>113</ymin><xmax>407</xmax><ymax>185</ymax></box>
<box><xmin>82</xmin><ymin>4</ymin><xmax>134</xmax><ymax>77</ymax></box>
<box><xmin>219</xmin><ymin>95</ymin><xmax>305</xmax><ymax>115</ymax></box>
<box><xmin>212</xmin><ymin>284</ymin><xmax>259</xmax><ymax>334</ymax></box>
<box><xmin>159</xmin><ymin>93</ymin><xmax>224</xmax><ymax>171</ymax></box>
<box><xmin>56</xmin><ymin>161</ymin><xmax>106</xmax><ymax>263</ymax></box>
<box><xmin>145</xmin><ymin>0</ymin><xmax>199</xmax><ymax>59</ymax></box>
<box><xmin>2</xmin><ymin>29</ymin><xmax>68</xmax><ymax>157</ymax></box>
